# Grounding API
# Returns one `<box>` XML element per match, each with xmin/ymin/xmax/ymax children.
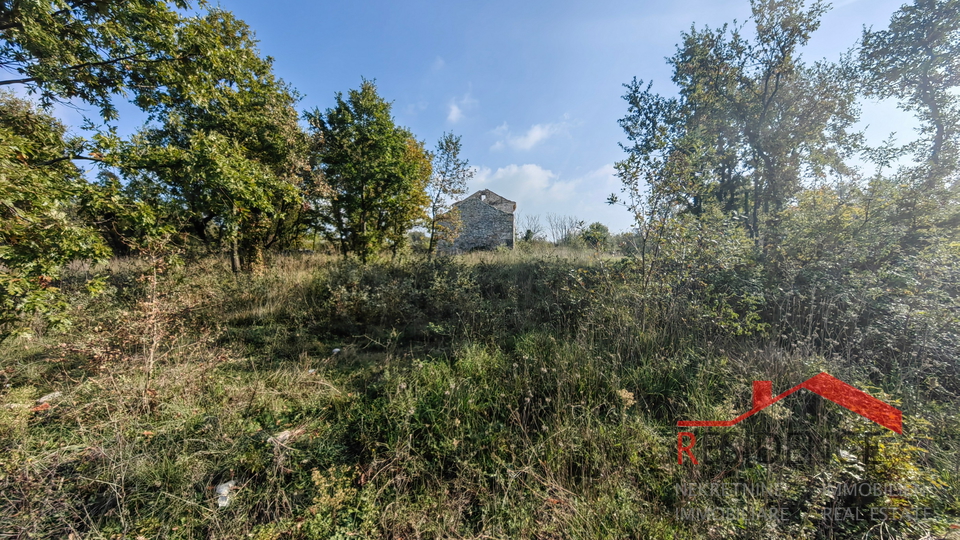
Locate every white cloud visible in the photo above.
<box><xmin>473</xmin><ymin>164</ymin><xmax>576</xmax><ymax>202</ymax></box>
<box><xmin>447</xmin><ymin>103</ymin><xmax>463</xmax><ymax>123</ymax></box>
<box><xmin>447</xmin><ymin>92</ymin><xmax>478</xmax><ymax>123</ymax></box>
<box><xmin>491</xmin><ymin>121</ymin><xmax>567</xmax><ymax>151</ymax></box>
<box><xmin>432</xmin><ymin>56</ymin><xmax>445</xmax><ymax>71</ymax></box>
<box><xmin>582</xmin><ymin>163</ymin><xmax>619</xmax><ymax>187</ymax></box>
<box><xmin>512</xmin><ymin>124</ymin><xmax>560</xmax><ymax>150</ymax></box>
<box><xmin>470</xmin><ymin>163</ymin><xmax>634</xmax><ymax>232</ymax></box>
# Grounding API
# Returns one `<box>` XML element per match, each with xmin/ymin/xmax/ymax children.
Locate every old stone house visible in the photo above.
<box><xmin>441</xmin><ymin>189</ymin><xmax>515</xmax><ymax>252</ymax></box>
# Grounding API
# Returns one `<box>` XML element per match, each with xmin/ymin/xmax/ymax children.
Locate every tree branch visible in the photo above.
<box><xmin>58</xmin><ymin>51</ymin><xmax>149</xmax><ymax>73</ymax></box>
<box><xmin>0</xmin><ymin>49</ymin><xmax>196</xmax><ymax>87</ymax></box>
<box><xmin>0</xmin><ymin>76</ymin><xmax>36</xmax><ymax>86</ymax></box>
<box><xmin>38</xmin><ymin>154</ymin><xmax>104</xmax><ymax>166</ymax></box>
<box><xmin>51</xmin><ymin>0</ymin><xmax>102</xmax><ymax>19</ymax></box>
<box><xmin>36</xmin><ymin>154</ymin><xmax>184</xmax><ymax>171</ymax></box>
<box><xmin>1</xmin><ymin>0</ymin><xmax>105</xmax><ymax>32</ymax></box>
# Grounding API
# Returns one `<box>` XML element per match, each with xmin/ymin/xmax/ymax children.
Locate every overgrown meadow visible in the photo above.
<box><xmin>1</xmin><ymin>204</ymin><xmax>958</xmax><ymax>539</ymax></box>
<box><xmin>3</xmin><ymin>0</ymin><xmax>960</xmax><ymax>538</ymax></box>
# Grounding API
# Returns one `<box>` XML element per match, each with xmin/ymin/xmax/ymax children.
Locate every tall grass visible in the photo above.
<box><xmin>0</xmin><ymin>246</ymin><xmax>956</xmax><ymax>538</ymax></box>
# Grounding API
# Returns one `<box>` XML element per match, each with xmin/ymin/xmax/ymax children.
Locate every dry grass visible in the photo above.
<box><xmin>0</xmin><ymin>248</ymin><xmax>956</xmax><ymax>539</ymax></box>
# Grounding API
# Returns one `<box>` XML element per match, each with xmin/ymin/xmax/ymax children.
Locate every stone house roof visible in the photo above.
<box><xmin>453</xmin><ymin>189</ymin><xmax>516</xmax><ymax>215</ymax></box>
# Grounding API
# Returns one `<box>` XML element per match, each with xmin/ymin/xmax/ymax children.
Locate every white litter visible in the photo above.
<box><xmin>307</xmin><ymin>369</ymin><xmax>317</xmax><ymax>374</ymax></box>
<box><xmin>268</xmin><ymin>428</ymin><xmax>305</xmax><ymax>449</ymax></box>
<box><xmin>215</xmin><ymin>480</ymin><xmax>236</xmax><ymax>508</ymax></box>
<box><xmin>37</xmin><ymin>391</ymin><xmax>62</xmax><ymax>403</ymax></box>
<box><xmin>332</xmin><ymin>348</ymin><xmax>341</xmax><ymax>354</ymax></box>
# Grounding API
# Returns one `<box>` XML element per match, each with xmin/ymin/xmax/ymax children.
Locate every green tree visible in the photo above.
<box><xmin>0</xmin><ymin>1</ymin><xmax>273</xmax><ymax>334</ymax></box>
<box><xmin>0</xmin><ymin>2</ymin><xmax>301</xmax><ymax>272</ymax></box>
<box><xmin>110</xmin><ymin>10</ymin><xmax>308</xmax><ymax>272</ymax></box>
<box><xmin>854</xmin><ymin>0</ymin><xmax>960</xmax><ymax>259</ymax></box>
<box><xmin>384</xmin><ymin>136</ymin><xmax>432</xmax><ymax>257</ymax></box>
<box><xmin>306</xmin><ymin>80</ymin><xmax>431</xmax><ymax>263</ymax></box>
<box><xmin>860</xmin><ymin>0</ymin><xmax>960</xmax><ymax>182</ymax></box>
<box><xmin>0</xmin><ymin>93</ymin><xmax>110</xmax><ymax>340</ymax></box>
<box><xmin>614</xmin><ymin>0</ymin><xmax>860</xmax><ymax>244</ymax></box>
<box><xmin>0</xmin><ymin>0</ymin><xmax>208</xmax><ymax>120</ymax></box>
<box><xmin>426</xmin><ymin>132</ymin><xmax>473</xmax><ymax>257</ymax></box>
<box><xmin>580</xmin><ymin>222</ymin><xmax>611</xmax><ymax>251</ymax></box>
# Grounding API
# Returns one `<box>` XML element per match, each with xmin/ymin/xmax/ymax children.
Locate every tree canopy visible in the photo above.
<box><xmin>0</xmin><ymin>92</ymin><xmax>109</xmax><ymax>339</ymax></box>
<box><xmin>0</xmin><ymin>0</ymin><xmax>203</xmax><ymax>120</ymax></box>
<box><xmin>113</xmin><ymin>10</ymin><xmax>309</xmax><ymax>271</ymax></box>
<box><xmin>614</xmin><ymin>0</ymin><xmax>860</xmax><ymax>248</ymax></box>
<box><xmin>306</xmin><ymin>80</ymin><xmax>431</xmax><ymax>262</ymax></box>
<box><xmin>860</xmin><ymin>0</ymin><xmax>960</xmax><ymax>181</ymax></box>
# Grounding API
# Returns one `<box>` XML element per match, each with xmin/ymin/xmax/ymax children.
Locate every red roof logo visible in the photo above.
<box><xmin>677</xmin><ymin>373</ymin><xmax>902</xmax><ymax>433</ymax></box>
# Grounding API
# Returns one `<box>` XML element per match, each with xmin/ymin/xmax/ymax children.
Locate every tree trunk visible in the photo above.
<box><xmin>230</xmin><ymin>203</ymin><xmax>241</xmax><ymax>274</ymax></box>
<box><xmin>231</xmin><ymin>236</ymin><xmax>241</xmax><ymax>274</ymax></box>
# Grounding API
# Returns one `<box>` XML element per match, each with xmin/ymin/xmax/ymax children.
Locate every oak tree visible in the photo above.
<box><xmin>0</xmin><ymin>0</ymin><xmax>202</xmax><ymax>120</ymax></box>
<box><xmin>114</xmin><ymin>11</ymin><xmax>308</xmax><ymax>272</ymax></box>
<box><xmin>306</xmin><ymin>80</ymin><xmax>431</xmax><ymax>262</ymax></box>
<box><xmin>614</xmin><ymin>0</ymin><xmax>860</xmax><ymax>246</ymax></box>
<box><xmin>0</xmin><ymin>93</ymin><xmax>110</xmax><ymax>339</ymax></box>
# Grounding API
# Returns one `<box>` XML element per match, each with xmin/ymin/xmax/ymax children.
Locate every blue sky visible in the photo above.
<box><xmin>63</xmin><ymin>0</ymin><xmax>919</xmax><ymax>232</ymax></box>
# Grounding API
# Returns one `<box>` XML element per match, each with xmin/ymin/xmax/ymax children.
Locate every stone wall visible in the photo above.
<box><xmin>440</xmin><ymin>190</ymin><xmax>515</xmax><ymax>252</ymax></box>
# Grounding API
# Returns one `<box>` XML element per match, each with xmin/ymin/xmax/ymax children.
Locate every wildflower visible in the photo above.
<box><xmin>617</xmin><ymin>389</ymin><xmax>636</xmax><ymax>408</ymax></box>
